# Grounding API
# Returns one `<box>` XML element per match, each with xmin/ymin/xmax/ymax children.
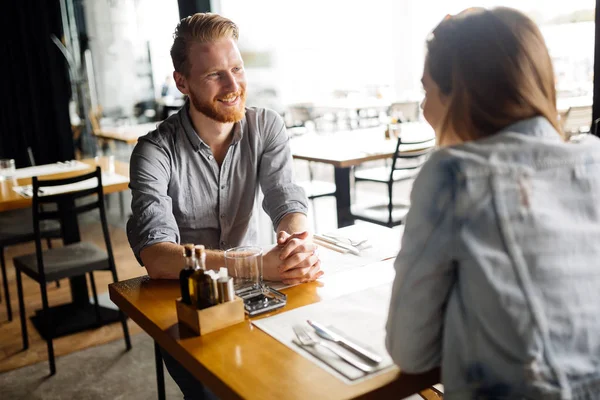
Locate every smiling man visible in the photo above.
<box><xmin>126</xmin><ymin>13</ymin><xmax>321</xmax><ymax>399</ymax></box>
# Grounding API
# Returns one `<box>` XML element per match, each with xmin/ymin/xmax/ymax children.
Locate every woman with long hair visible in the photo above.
<box><xmin>386</xmin><ymin>7</ymin><xmax>600</xmax><ymax>399</ymax></box>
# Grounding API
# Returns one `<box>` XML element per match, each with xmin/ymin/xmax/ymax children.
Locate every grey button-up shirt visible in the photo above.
<box><xmin>126</xmin><ymin>103</ymin><xmax>308</xmax><ymax>263</ymax></box>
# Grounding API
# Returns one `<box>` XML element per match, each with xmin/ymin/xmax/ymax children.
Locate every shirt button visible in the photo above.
<box><xmin>220</xmin><ymin>240</ymin><xmax>226</xmax><ymax>247</ymax></box>
<box><xmin>221</xmin><ymin>185</ymin><xmax>226</xmax><ymax>189</ymax></box>
<box><xmin>208</xmin><ymin>155</ymin><xmax>213</xmax><ymax>160</ymax></box>
<box><xmin>220</xmin><ymin>214</ymin><xmax>225</xmax><ymax>219</ymax></box>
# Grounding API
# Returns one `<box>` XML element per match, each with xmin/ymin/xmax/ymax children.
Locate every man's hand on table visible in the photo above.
<box><xmin>263</xmin><ymin>231</ymin><xmax>323</xmax><ymax>285</ymax></box>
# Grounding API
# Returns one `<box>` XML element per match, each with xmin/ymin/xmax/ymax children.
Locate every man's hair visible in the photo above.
<box><xmin>170</xmin><ymin>13</ymin><xmax>239</xmax><ymax>76</ymax></box>
<box><xmin>426</xmin><ymin>7</ymin><xmax>562</xmax><ymax>142</ymax></box>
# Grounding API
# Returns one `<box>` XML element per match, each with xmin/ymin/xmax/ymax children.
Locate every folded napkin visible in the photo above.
<box><xmin>9</xmin><ymin>160</ymin><xmax>89</xmax><ymax>180</ymax></box>
<box><xmin>13</xmin><ymin>173</ymin><xmax>129</xmax><ymax>198</ymax></box>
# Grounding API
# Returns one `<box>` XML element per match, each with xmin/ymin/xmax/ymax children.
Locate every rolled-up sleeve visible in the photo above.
<box><xmin>126</xmin><ymin>137</ymin><xmax>180</xmax><ymax>265</ymax></box>
<box><xmin>385</xmin><ymin>150</ymin><xmax>458</xmax><ymax>373</ymax></box>
<box><xmin>259</xmin><ymin>111</ymin><xmax>308</xmax><ymax>229</ymax></box>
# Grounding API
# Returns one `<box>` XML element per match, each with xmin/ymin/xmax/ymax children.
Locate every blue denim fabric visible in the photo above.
<box><xmin>386</xmin><ymin>117</ymin><xmax>600</xmax><ymax>399</ymax></box>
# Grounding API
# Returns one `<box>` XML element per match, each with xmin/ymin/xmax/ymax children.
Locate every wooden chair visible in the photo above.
<box><xmin>13</xmin><ymin>167</ymin><xmax>131</xmax><ymax>375</ymax></box>
<box><xmin>285</xmin><ymin>105</ymin><xmax>313</xmax><ymax>128</ymax></box>
<box><xmin>89</xmin><ymin>105</ymin><xmax>117</xmax><ymax>155</ymax></box>
<box><xmin>351</xmin><ymin>135</ymin><xmax>432</xmax><ymax>227</ymax></box>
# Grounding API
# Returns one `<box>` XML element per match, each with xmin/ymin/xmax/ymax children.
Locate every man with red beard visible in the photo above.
<box><xmin>127</xmin><ymin>13</ymin><xmax>321</xmax><ymax>398</ymax></box>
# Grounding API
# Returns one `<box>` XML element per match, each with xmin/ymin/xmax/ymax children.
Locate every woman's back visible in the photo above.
<box><xmin>386</xmin><ymin>117</ymin><xmax>600</xmax><ymax>399</ymax></box>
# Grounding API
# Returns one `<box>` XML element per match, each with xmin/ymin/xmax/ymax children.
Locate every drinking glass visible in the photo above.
<box><xmin>224</xmin><ymin>246</ymin><xmax>263</xmax><ymax>294</ymax></box>
<box><xmin>0</xmin><ymin>159</ymin><xmax>16</xmax><ymax>181</ymax></box>
<box><xmin>388</xmin><ymin>123</ymin><xmax>401</xmax><ymax>139</ymax></box>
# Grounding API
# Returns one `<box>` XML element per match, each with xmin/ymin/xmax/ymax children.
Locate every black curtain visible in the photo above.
<box><xmin>0</xmin><ymin>0</ymin><xmax>74</xmax><ymax>167</ymax></box>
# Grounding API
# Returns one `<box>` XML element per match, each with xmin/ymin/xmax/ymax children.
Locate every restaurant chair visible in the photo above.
<box><xmin>0</xmin><ymin>148</ymin><xmax>61</xmax><ymax>322</ymax></box>
<box><xmin>289</xmin><ymin>126</ymin><xmax>337</xmax><ymax>231</ymax></box>
<box><xmin>0</xmin><ymin>212</ymin><xmax>61</xmax><ymax>322</ymax></box>
<box><xmin>89</xmin><ymin>105</ymin><xmax>110</xmax><ymax>151</ymax></box>
<box><xmin>284</xmin><ymin>104</ymin><xmax>313</xmax><ymax>128</ymax></box>
<box><xmin>12</xmin><ymin>167</ymin><xmax>131</xmax><ymax>375</ymax></box>
<box><xmin>351</xmin><ymin>135</ymin><xmax>432</xmax><ymax>227</ymax></box>
<box><xmin>89</xmin><ymin>107</ymin><xmax>126</xmax><ymax>217</ymax></box>
<box><xmin>297</xmin><ymin>162</ymin><xmax>337</xmax><ymax>231</ymax></box>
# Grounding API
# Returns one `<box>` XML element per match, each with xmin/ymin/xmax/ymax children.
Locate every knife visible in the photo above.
<box><xmin>307</xmin><ymin>320</ymin><xmax>383</xmax><ymax>364</ymax></box>
<box><xmin>292</xmin><ymin>340</ymin><xmax>361</xmax><ymax>380</ymax></box>
<box><xmin>313</xmin><ymin>234</ymin><xmax>360</xmax><ymax>256</ymax></box>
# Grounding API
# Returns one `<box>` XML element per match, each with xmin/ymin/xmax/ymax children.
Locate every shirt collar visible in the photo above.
<box><xmin>179</xmin><ymin>98</ymin><xmax>245</xmax><ymax>151</ymax></box>
<box><xmin>498</xmin><ymin>116</ymin><xmax>559</xmax><ymax>139</ymax></box>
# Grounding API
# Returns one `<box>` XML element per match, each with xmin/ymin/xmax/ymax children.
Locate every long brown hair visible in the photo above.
<box><xmin>426</xmin><ymin>7</ymin><xmax>563</xmax><ymax>142</ymax></box>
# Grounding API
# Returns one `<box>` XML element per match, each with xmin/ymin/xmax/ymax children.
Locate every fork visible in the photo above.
<box><xmin>293</xmin><ymin>325</ymin><xmax>375</xmax><ymax>373</ymax></box>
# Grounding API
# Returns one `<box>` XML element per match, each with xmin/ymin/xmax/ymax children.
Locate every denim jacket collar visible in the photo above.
<box><xmin>498</xmin><ymin>116</ymin><xmax>559</xmax><ymax>139</ymax></box>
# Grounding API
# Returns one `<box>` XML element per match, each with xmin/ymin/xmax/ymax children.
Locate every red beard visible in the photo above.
<box><xmin>189</xmin><ymin>89</ymin><xmax>246</xmax><ymax>123</ymax></box>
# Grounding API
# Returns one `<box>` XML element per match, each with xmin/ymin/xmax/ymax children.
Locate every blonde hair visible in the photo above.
<box><xmin>171</xmin><ymin>13</ymin><xmax>239</xmax><ymax>76</ymax></box>
<box><xmin>426</xmin><ymin>7</ymin><xmax>563</xmax><ymax>142</ymax></box>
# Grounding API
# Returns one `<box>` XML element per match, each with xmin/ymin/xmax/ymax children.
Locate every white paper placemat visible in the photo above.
<box><xmin>12</xmin><ymin>173</ymin><xmax>129</xmax><ymax>198</ymax></box>
<box><xmin>7</xmin><ymin>160</ymin><xmax>90</xmax><ymax>179</ymax></box>
<box><xmin>314</xmin><ymin>226</ymin><xmax>401</xmax><ymax>276</ymax></box>
<box><xmin>253</xmin><ymin>260</ymin><xmax>397</xmax><ymax>385</ymax></box>
<box><xmin>265</xmin><ymin>225</ymin><xmax>402</xmax><ymax>291</ymax></box>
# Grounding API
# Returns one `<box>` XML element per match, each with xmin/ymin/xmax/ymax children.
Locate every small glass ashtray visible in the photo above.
<box><xmin>236</xmin><ymin>285</ymin><xmax>287</xmax><ymax>316</ymax></box>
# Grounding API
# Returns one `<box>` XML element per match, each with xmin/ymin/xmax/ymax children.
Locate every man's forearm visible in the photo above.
<box><xmin>277</xmin><ymin>212</ymin><xmax>310</xmax><ymax>236</ymax></box>
<box><xmin>141</xmin><ymin>242</ymin><xmax>227</xmax><ymax>279</ymax></box>
<box><xmin>142</xmin><ymin>213</ymin><xmax>310</xmax><ymax>279</ymax></box>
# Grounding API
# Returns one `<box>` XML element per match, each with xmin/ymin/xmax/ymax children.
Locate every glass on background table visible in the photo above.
<box><xmin>0</xmin><ymin>158</ymin><xmax>16</xmax><ymax>181</ymax></box>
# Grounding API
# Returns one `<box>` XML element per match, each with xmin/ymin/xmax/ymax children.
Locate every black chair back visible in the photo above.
<box><xmin>31</xmin><ymin>167</ymin><xmax>115</xmax><ymax>282</ymax></box>
<box><xmin>389</xmin><ymin>135</ymin><xmax>433</xmax><ymax>181</ymax></box>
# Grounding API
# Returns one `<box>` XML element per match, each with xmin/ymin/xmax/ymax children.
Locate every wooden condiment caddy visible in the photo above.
<box><xmin>175</xmin><ymin>297</ymin><xmax>245</xmax><ymax>336</ymax></box>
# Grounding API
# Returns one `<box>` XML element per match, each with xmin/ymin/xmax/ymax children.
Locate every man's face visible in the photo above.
<box><xmin>174</xmin><ymin>38</ymin><xmax>247</xmax><ymax>123</ymax></box>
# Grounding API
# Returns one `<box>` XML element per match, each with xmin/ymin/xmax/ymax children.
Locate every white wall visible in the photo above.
<box><xmin>135</xmin><ymin>0</ymin><xmax>181</xmax><ymax>99</ymax></box>
<box><xmin>219</xmin><ymin>0</ymin><xmax>595</xmax><ymax>106</ymax></box>
<box><xmin>84</xmin><ymin>0</ymin><xmax>139</xmax><ymax>115</ymax></box>
<box><xmin>83</xmin><ymin>0</ymin><xmax>180</xmax><ymax>116</ymax></box>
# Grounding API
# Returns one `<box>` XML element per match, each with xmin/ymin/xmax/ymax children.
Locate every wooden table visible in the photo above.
<box><xmin>0</xmin><ymin>157</ymin><xmax>129</xmax><ymax>212</ymax></box>
<box><xmin>109</xmin><ymin>274</ymin><xmax>440</xmax><ymax>399</ymax></box>
<box><xmin>0</xmin><ymin>157</ymin><xmax>130</xmax><ymax>335</ymax></box>
<box><xmin>291</xmin><ymin>124</ymin><xmax>435</xmax><ymax>227</ymax></box>
<box><xmin>95</xmin><ymin>122</ymin><xmax>158</xmax><ymax>145</ymax></box>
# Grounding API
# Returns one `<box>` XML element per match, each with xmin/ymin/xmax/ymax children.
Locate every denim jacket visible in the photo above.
<box><xmin>386</xmin><ymin>117</ymin><xmax>600</xmax><ymax>399</ymax></box>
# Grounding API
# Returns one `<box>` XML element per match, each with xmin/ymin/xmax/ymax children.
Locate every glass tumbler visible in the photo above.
<box><xmin>0</xmin><ymin>159</ymin><xmax>16</xmax><ymax>181</ymax></box>
<box><xmin>224</xmin><ymin>246</ymin><xmax>263</xmax><ymax>294</ymax></box>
